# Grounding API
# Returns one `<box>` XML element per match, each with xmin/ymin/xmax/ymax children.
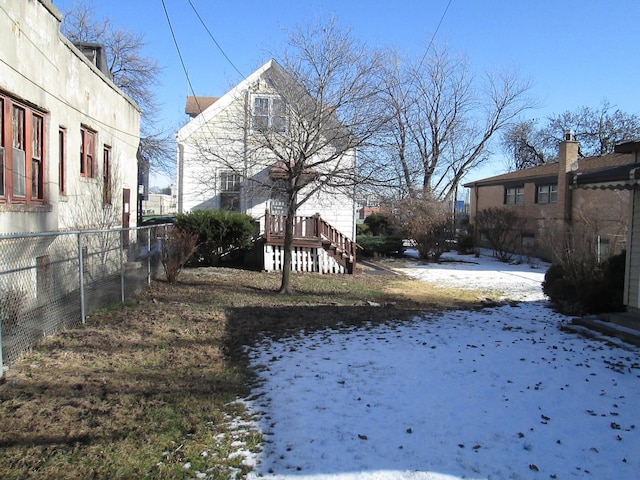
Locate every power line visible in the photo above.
<box><xmin>160</xmin><ymin>0</ymin><xmax>199</xmax><ymax>105</ymax></box>
<box><xmin>186</xmin><ymin>0</ymin><xmax>245</xmax><ymax>79</ymax></box>
<box><xmin>416</xmin><ymin>0</ymin><xmax>453</xmax><ymax>72</ymax></box>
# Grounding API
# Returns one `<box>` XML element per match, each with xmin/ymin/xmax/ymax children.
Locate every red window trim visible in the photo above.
<box><xmin>0</xmin><ymin>92</ymin><xmax>47</xmax><ymax>205</ymax></box>
<box><xmin>80</xmin><ymin>126</ymin><xmax>97</xmax><ymax>178</ymax></box>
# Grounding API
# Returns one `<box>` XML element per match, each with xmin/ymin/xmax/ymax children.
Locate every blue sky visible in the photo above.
<box><xmin>54</xmin><ymin>0</ymin><xmax>640</xmax><ymax>185</ymax></box>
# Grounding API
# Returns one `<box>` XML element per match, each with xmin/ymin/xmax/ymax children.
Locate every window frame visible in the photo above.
<box><xmin>505</xmin><ymin>186</ymin><xmax>524</xmax><ymax>206</ymax></box>
<box><xmin>59</xmin><ymin>127</ymin><xmax>66</xmax><ymax>195</ymax></box>
<box><xmin>80</xmin><ymin>126</ymin><xmax>97</xmax><ymax>178</ymax></box>
<box><xmin>251</xmin><ymin>94</ymin><xmax>288</xmax><ymax>133</ymax></box>
<box><xmin>103</xmin><ymin>145</ymin><xmax>112</xmax><ymax>206</ymax></box>
<box><xmin>0</xmin><ymin>92</ymin><xmax>47</xmax><ymax>204</ymax></box>
<box><xmin>219</xmin><ymin>170</ymin><xmax>241</xmax><ymax>212</ymax></box>
<box><xmin>536</xmin><ymin>184</ymin><xmax>558</xmax><ymax>204</ymax></box>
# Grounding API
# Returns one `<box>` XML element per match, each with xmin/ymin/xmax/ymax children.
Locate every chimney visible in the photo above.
<box><xmin>559</xmin><ymin>130</ymin><xmax>579</xmax><ymax>173</ymax></box>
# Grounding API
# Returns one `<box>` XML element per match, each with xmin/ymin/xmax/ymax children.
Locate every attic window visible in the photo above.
<box><xmin>252</xmin><ymin>95</ymin><xmax>287</xmax><ymax>133</ymax></box>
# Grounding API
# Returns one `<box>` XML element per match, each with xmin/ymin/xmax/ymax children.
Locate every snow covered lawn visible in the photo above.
<box><xmin>243</xmin><ymin>252</ymin><xmax>640</xmax><ymax>479</ymax></box>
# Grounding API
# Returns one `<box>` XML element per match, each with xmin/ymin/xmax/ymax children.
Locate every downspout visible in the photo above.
<box><xmin>243</xmin><ymin>89</ymin><xmax>250</xmax><ymax>214</ymax></box>
<box><xmin>177</xmin><ymin>142</ymin><xmax>184</xmax><ymax>214</ymax></box>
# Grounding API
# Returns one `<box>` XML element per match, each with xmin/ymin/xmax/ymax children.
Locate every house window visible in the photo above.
<box><xmin>0</xmin><ymin>99</ymin><xmax>4</xmax><ymax>197</ymax></box>
<box><xmin>219</xmin><ymin>170</ymin><xmax>240</xmax><ymax>211</ymax></box>
<box><xmin>505</xmin><ymin>186</ymin><xmax>524</xmax><ymax>205</ymax></box>
<box><xmin>80</xmin><ymin>126</ymin><xmax>96</xmax><ymax>177</ymax></box>
<box><xmin>252</xmin><ymin>95</ymin><xmax>287</xmax><ymax>133</ymax></box>
<box><xmin>536</xmin><ymin>184</ymin><xmax>557</xmax><ymax>204</ymax></box>
<box><xmin>59</xmin><ymin>128</ymin><xmax>66</xmax><ymax>195</ymax></box>
<box><xmin>521</xmin><ymin>232</ymin><xmax>535</xmax><ymax>249</ymax></box>
<box><xmin>270</xmin><ymin>180</ymin><xmax>287</xmax><ymax>216</ymax></box>
<box><xmin>0</xmin><ymin>93</ymin><xmax>46</xmax><ymax>203</ymax></box>
<box><xmin>103</xmin><ymin>145</ymin><xmax>112</xmax><ymax>205</ymax></box>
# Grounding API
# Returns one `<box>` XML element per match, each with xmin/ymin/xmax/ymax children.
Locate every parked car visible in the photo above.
<box><xmin>139</xmin><ymin>216</ymin><xmax>176</xmax><ymax>226</ymax></box>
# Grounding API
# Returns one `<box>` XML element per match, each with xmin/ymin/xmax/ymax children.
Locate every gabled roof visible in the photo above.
<box><xmin>177</xmin><ymin>59</ymin><xmax>291</xmax><ymax>141</ymax></box>
<box><xmin>464</xmin><ymin>153</ymin><xmax>634</xmax><ymax>187</ymax></box>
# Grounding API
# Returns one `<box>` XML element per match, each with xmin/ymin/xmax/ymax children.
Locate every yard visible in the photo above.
<box><xmin>1</xmin><ymin>252</ymin><xmax>639</xmax><ymax>479</ymax></box>
<box><xmin>0</xmin><ymin>261</ymin><xmax>480</xmax><ymax>479</ymax></box>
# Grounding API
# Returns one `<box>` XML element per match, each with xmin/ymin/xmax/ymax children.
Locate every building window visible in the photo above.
<box><xmin>219</xmin><ymin>170</ymin><xmax>240</xmax><ymax>211</ymax></box>
<box><xmin>0</xmin><ymin>93</ymin><xmax>46</xmax><ymax>203</ymax></box>
<box><xmin>59</xmin><ymin>128</ymin><xmax>66</xmax><ymax>195</ymax></box>
<box><xmin>270</xmin><ymin>180</ymin><xmax>287</xmax><ymax>216</ymax></box>
<box><xmin>536</xmin><ymin>184</ymin><xmax>557</xmax><ymax>204</ymax></box>
<box><xmin>252</xmin><ymin>95</ymin><xmax>287</xmax><ymax>133</ymax></box>
<box><xmin>103</xmin><ymin>145</ymin><xmax>112</xmax><ymax>205</ymax></box>
<box><xmin>505</xmin><ymin>186</ymin><xmax>524</xmax><ymax>205</ymax></box>
<box><xmin>521</xmin><ymin>232</ymin><xmax>535</xmax><ymax>249</ymax></box>
<box><xmin>80</xmin><ymin>126</ymin><xmax>96</xmax><ymax>177</ymax></box>
<box><xmin>0</xmin><ymin>99</ymin><xmax>4</xmax><ymax>197</ymax></box>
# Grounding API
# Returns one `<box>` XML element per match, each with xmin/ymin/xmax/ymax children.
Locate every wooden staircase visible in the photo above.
<box><xmin>264</xmin><ymin>210</ymin><xmax>357</xmax><ymax>273</ymax></box>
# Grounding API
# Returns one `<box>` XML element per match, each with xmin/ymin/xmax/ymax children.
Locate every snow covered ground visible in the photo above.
<box><xmin>241</xmin><ymin>251</ymin><xmax>640</xmax><ymax>480</ymax></box>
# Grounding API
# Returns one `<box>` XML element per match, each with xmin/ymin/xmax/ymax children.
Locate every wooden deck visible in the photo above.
<box><xmin>264</xmin><ymin>210</ymin><xmax>357</xmax><ymax>273</ymax></box>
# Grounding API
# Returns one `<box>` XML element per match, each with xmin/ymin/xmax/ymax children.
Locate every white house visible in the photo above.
<box><xmin>0</xmin><ymin>0</ymin><xmax>141</xmax><ymax>235</ymax></box>
<box><xmin>176</xmin><ymin>59</ymin><xmax>358</xmax><ymax>273</ymax></box>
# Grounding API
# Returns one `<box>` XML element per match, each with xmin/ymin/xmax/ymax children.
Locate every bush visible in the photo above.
<box><xmin>363</xmin><ymin>213</ymin><xmax>394</xmax><ymax>236</ymax></box>
<box><xmin>457</xmin><ymin>226</ymin><xmax>475</xmax><ymax>255</ymax></box>
<box><xmin>357</xmin><ymin>235</ymin><xmax>404</xmax><ymax>258</ymax></box>
<box><xmin>161</xmin><ymin>227</ymin><xmax>199</xmax><ymax>283</ymax></box>
<box><xmin>543</xmin><ymin>251</ymin><xmax>626</xmax><ymax>315</ymax></box>
<box><xmin>175</xmin><ymin>210</ymin><xmax>256</xmax><ymax>266</ymax></box>
<box><xmin>474</xmin><ymin>207</ymin><xmax>525</xmax><ymax>262</ymax></box>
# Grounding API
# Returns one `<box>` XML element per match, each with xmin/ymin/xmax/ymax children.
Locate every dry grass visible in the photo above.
<box><xmin>0</xmin><ymin>266</ymin><xmax>490</xmax><ymax>479</ymax></box>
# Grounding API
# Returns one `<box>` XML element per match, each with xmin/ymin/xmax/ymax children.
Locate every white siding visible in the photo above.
<box><xmin>177</xmin><ymin>60</ymin><xmax>357</xmax><ymax>243</ymax></box>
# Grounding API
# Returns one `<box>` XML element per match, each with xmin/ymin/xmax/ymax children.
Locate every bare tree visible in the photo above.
<box><xmin>185</xmin><ymin>19</ymin><xmax>387</xmax><ymax>293</ymax></box>
<box><xmin>500</xmin><ymin>119</ymin><xmax>546</xmax><ymax>170</ymax></box>
<box><xmin>475</xmin><ymin>207</ymin><xmax>525</xmax><ymax>262</ymax></box>
<box><xmin>61</xmin><ymin>2</ymin><xmax>175</xmax><ymax>178</ymax></box>
<box><xmin>502</xmin><ymin>100</ymin><xmax>640</xmax><ymax>170</ymax></box>
<box><xmin>396</xmin><ymin>193</ymin><xmax>452</xmax><ymax>262</ymax></box>
<box><xmin>381</xmin><ymin>45</ymin><xmax>534</xmax><ymax>200</ymax></box>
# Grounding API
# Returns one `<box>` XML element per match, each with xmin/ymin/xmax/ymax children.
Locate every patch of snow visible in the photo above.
<box><xmin>239</xmin><ymin>251</ymin><xmax>640</xmax><ymax>479</ymax></box>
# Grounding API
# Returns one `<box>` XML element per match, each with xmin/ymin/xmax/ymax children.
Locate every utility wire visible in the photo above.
<box><xmin>187</xmin><ymin>0</ymin><xmax>245</xmax><ymax>79</ymax></box>
<box><xmin>416</xmin><ymin>0</ymin><xmax>453</xmax><ymax>72</ymax></box>
<box><xmin>161</xmin><ymin>0</ymin><xmax>200</xmax><ymax>109</ymax></box>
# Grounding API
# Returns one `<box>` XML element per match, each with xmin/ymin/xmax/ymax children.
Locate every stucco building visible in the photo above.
<box><xmin>0</xmin><ymin>0</ymin><xmax>140</xmax><ymax>234</ymax></box>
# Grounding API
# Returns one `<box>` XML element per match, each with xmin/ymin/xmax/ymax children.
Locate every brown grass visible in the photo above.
<box><xmin>0</xmin><ymin>267</ymin><xmax>490</xmax><ymax>479</ymax></box>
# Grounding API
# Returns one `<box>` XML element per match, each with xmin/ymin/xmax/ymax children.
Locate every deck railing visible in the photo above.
<box><xmin>264</xmin><ymin>210</ymin><xmax>357</xmax><ymax>272</ymax></box>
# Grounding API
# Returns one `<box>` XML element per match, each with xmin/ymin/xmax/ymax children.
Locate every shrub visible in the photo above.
<box><xmin>543</xmin><ymin>251</ymin><xmax>626</xmax><ymax>315</ymax></box>
<box><xmin>395</xmin><ymin>194</ymin><xmax>452</xmax><ymax>262</ymax></box>
<box><xmin>161</xmin><ymin>227</ymin><xmax>199</xmax><ymax>283</ymax></box>
<box><xmin>363</xmin><ymin>213</ymin><xmax>394</xmax><ymax>236</ymax></box>
<box><xmin>175</xmin><ymin>210</ymin><xmax>256</xmax><ymax>266</ymax></box>
<box><xmin>474</xmin><ymin>207</ymin><xmax>525</xmax><ymax>262</ymax></box>
<box><xmin>357</xmin><ymin>235</ymin><xmax>404</xmax><ymax>257</ymax></box>
<box><xmin>457</xmin><ymin>224</ymin><xmax>475</xmax><ymax>255</ymax></box>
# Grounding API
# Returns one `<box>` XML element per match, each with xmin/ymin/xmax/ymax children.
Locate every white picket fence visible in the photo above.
<box><xmin>264</xmin><ymin>244</ymin><xmax>347</xmax><ymax>274</ymax></box>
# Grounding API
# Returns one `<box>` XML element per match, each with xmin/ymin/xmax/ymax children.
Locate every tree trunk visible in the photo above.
<box><xmin>278</xmin><ymin>196</ymin><xmax>297</xmax><ymax>294</ymax></box>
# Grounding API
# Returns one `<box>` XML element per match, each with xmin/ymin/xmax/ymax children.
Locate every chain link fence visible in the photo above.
<box><xmin>0</xmin><ymin>225</ymin><xmax>171</xmax><ymax>376</ymax></box>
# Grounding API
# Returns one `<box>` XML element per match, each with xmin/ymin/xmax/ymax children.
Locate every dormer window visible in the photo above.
<box><xmin>252</xmin><ymin>95</ymin><xmax>287</xmax><ymax>133</ymax></box>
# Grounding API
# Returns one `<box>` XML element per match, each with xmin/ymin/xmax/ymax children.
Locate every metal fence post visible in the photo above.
<box><xmin>77</xmin><ymin>233</ymin><xmax>86</xmax><ymax>324</ymax></box>
<box><xmin>120</xmin><ymin>229</ymin><xmax>125</xmax><ymax>303</ymax></box>
<box><xmin>147</xmin><ymin>226</ymin><xmax>152</xmax><ymax>285</ymax></box>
